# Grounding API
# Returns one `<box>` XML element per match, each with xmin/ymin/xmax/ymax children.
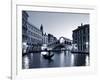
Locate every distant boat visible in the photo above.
<box><xmin>41</xmin><ymin>44</ymin><xmax>54</xmax><ymax>59</ymax></box>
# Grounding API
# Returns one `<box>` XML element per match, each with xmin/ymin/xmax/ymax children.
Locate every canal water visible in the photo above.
<box><xmin>22</xmin><ymin>51</ymin><xmax>89</xmax><ymax>69</ymax></box>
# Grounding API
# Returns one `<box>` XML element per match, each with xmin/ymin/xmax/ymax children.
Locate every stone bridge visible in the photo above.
<box><xmin>47</xmin><ymin>37</ymin><xmax>72</xmax><ymax>50</ymax></box>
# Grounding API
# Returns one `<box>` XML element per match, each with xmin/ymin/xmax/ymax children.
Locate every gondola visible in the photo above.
<box><xmin>43</xmin><ymin>53</ymin><xmax>54</xmax><ymax>59</ymax></box>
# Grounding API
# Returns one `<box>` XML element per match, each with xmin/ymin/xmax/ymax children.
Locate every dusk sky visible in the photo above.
<box><xmin>26</xmin><ymin>11</ymin><xmax>89</xmax><ymax>40</ymax></box>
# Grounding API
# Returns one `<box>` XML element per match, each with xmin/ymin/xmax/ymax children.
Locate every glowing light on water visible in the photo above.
<box><xmin>60</xmin><ymin>52</ymin><xmax>64</xmax><ymax>67</ymax></box>
<box><xmin>23</xmin><ymin>56</ymin><xmax>29</xmax><ymax>69</ymax></box>
<box><xmin>85</xmin><ymin>55</ymin><xmax>89</xmax><ymax>66</ymax></box>
<box><xmin>30</xmin><ymin>53</ymin><xmax>33</xmax><ymax>59</ymax></box>
<box><xmin>71</xmin><ymin>54</ymin><xmax>74</xmax><ymax>66</ymax></box>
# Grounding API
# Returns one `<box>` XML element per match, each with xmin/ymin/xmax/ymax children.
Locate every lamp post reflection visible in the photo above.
<box><xmin>86</xmin><ymin>42</ymin><xmax>89</xmax><ymax>52</ymax></box>
<box><xmin>22</xmin><ymin>56</ymin><xmax>29</xmax><ymax>69</ymax></box>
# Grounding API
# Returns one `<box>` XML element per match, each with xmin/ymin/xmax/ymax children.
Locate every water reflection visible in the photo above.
<box><xmin>22</xmin><ymin>51</ymin><xmax>89</xmax><ymax>69</ymax></box>
<box><xmin>22</xmin><ymin>56</ymin><xmax>29</xmax><ymax>69</ymax></box>
<box><xmin>71</xmin><ymin>54</ymin><xmax>74</xmax><ymax>66</ymax></box>
<box><xmin>86</xmin><ymin>55</ymin><xmax>89</xmax><ymax>66</ymax></box>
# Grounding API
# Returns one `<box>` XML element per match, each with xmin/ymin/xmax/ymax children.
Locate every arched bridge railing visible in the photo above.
<box><xmin>47</xmin><ymin>37</ymin><xmax>72</xmax><ymax>49</ymax></box>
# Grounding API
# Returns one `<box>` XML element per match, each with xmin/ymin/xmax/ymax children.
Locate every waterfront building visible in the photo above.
<box><xmin>22</xmin><ymin>11</ymin><xmax>43</xmax><ymax>52</ymax></box>
<box><xmin>22</xmin><ymin>11</ymin><xmax>59</xmax><ymax>52</ymax></box>
<box><xmin>26</xmin><ymin>22</ymin><xmax>43</xmax><ymax>45</ymax></box>
<box><xmin>40</xmin><ymin>24</ymin><xmax>49</xmax><ymax>44</ymax></box>
<box><xmin>22</xmin><ymin>11</ymin><xmax>29</xmax><ymax>43</ymax></box>
<box><xmin>43</xmin><ymin>33</ymin><xmax>48</xmax><ymax>44</ymax></box>
<box><xmin>22</xmin><ymin>11</ymin><xmax>43</xmax><ymax>46</ymax></box>
<box><xmin>48</xmin><ymin>34</ymin><xmax>57</xmax><ymax>43</ymax></box>
<box><xmin>72</xmin><ymin>24</ymin><xmax>89</xmax><ymax>52</ymax></box>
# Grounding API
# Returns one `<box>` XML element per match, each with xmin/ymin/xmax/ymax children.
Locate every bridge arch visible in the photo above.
<box><xmin>59</xmin><ymin>37</ymin><xmax>67</xmax><ymax>44</ymax></box>
<box><xmin>47</xmin><ymin>37</ymin><xmax>72</xmax><ymax>50</ymax></box>
<box><xmin>59</xmin><ymin>36</ymin><xmax>72</xmax><ymax>45</ymax></box>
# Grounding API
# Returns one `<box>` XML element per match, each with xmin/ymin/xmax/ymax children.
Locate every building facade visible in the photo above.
<box><xmin>72</xmin><ymin>24</ymin><xmax>89</xmax><ymax>52</ymax></box>
<box><xmin>22</xmin><ymin>11</ymin><xmax>59</xmax><ymax>52</ymax></box>
<box><xmin>43</xmin><ymin>33</ymin><xmax>48</xmax><ymax>44</ymax></box>
<box><xmin>48</xmin><ymin>34</ymin><xmax>57</xmax><ymax>43</ymax></box>
<box><xmin>22</xmin><ymin>11</ymin><xmax>43</xmax><ymax>45</ymax></box>
<box><xmin>22</xmin><ymin>11</ymin><xmax>29</xmax><ymax>43</ymax></box>
<box><xmin>26</xmin><ymin>22</ymin><xmax>43</xmax><ymax>45</ymax></box>
<box><xmin>22</xmin><ymin>11</ymin><xmax>44</xmax><ymax>52</ymax></box>
<box><xmin>40</xmin><ymin>24</ymin><xmax>48</xmax><ymax>44</ymax></box>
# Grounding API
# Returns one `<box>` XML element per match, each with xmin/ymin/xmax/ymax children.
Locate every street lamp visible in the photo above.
<box><xmin>72</xmin><ymin>43</ymin><xmax>78</xmax><ymax>51</ymax></box>
<box><xmin>22</xmin><ymin>42</ymin><xmax>28</xmax><ymax>53</ymax></box>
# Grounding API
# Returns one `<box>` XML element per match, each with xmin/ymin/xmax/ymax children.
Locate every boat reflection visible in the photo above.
<box><xmin>41</xmin><ymin>51</ymin><xmax>54</xmax><ymax>59</ymax></box>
